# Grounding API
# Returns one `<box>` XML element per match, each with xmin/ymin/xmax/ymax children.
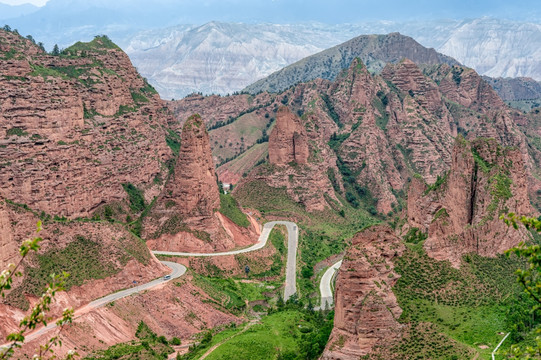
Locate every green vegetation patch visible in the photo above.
<box><xmin>219</xmin><ymin>194</ymin><xmax>250</xmax><ymax>228</ymax></box>
<box><xmin>235</xmin><ymin>226</ymin><xmax>287</xmax><ymax>279</ymax></box>
<box><xmin>165</xmin><ymin>128</ymin><xmax>181</xmax><ymax>156</ymax></box>
<box><xmin>320</xmin><ymin>93</ymin><xmax>342</xmax><ymax>128</ymax></box>
<box><xmin>373</xmin><ymin>91</ymin><xmax>389</xmax><ymax>131</ymax></box>
<box><xmin>131</xmin><ymin>89</ymin><xmax>149</xmax><ymax>104</ymax></box>
<box><xmin>28</xmin><ymin>63</ymin><xmax>64</xmax><ymax>79</ymax></box>
<box><xmin>5</xmin><ymin>127</ymin><xmax>28</xmax><ymax>137</ymax></box>
<box><xmin>115</xmin><ymin>104</ymin><xmax>138</xmax><ymax>116</ymax></box>
<box><xmin>203</xmin><ymin>309</ymin><xmax>333</xmax><ymax>360</ymax></box>
<box><xmin>141</xmin><ymin>79</ymin><xmax>158</xmax><ymax>95</ymax></box>
<box><xmin>122</xmin><ymin>183</ymin><xmax>146</xmax><ymax>213</ymax></box>
<box><xmin>391</xmin><ymin>322</ymin><xmax>474</xmax><ymax>360</ymax></box>
<box><xmin>65</xmin><ymin>35</ymin><xmax>120</xmax><ymax>55</ymax></box>
<box><xmin>393</xmin><ymin>243</ymin><xmax>532</xmax><ymax>357</ymax></box>
<box><xmin>85</xmin><ymin>321</ymin><xmax>175</xmax><ymax>359</ymax></box>
<box><xmin>424</xmin><ymin>172</ymin><xmax>448</xmax><ymax>195</ymax></box>
<box><xmin>402</xmin><ymin>227</ymin><xmax>427</xmax><ymax>244</ymax></box>
<box><xmin>193</xmin><ymin>274</ymin><xmax>270</xmax><ymax>314</ymax></box>
<box><xmin>234</xmin><ymin>179</ymin><xmax>305</xmax><ymax>217</ymax></box>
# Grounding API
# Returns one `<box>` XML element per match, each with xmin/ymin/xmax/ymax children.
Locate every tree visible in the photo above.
<box><xmin>0</xmin><ymin>222</ymin><xmax>77</xmax><ymax>359</ymax></box>
<box><xmin>503</xmin><ymin>214</ymin><xmax>541</xmax><ymax>358</ymax></box>
<box><xmin>51</xmin><ymin>44</ymin><xmax>60</xmax><ymax>56</ymax></box>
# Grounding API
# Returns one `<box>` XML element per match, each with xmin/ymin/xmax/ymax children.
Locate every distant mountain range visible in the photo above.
<box><xmin>124</xmin><ymin>18</ymin><xmax>541</xmax><ymax>100</ymax></box>
<box><xmin>0</xmin><ymin>1</ymin><xmax>540</xmax><ymax>100</ymax></box>
<box><xmin>125</xmin><ymin>22</ymin><xmax>367</xmax><ymax>99</ymax></box>
<box><xmin>439</xmin><ymin>18</ymin><xmax>541</xmax><ymax>80</ymax></box>
<box><xmin>244</xmin><ymin>32</ymin><xmax>459</xmax><ymax>94</ymax></box>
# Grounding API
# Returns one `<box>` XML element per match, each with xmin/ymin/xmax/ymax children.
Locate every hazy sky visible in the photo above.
<box><xmin>0</xmin><ymin>0</ymin><xmax>48</xmax><ymax>6</ymax></box>
<box><xmin>0</xmin><ymin>0</ymin><xmax>539</xmax><ymax>22</ymax></box>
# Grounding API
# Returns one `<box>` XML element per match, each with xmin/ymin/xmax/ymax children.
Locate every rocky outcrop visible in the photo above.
<box><xmin>168</xmin><ymin>114</ymin><xmax>220</xmax><ymax>218</ymax></box>
<box><xmin>408</xmin><ymin>136</ymin><xmax>534</xmax><ymax>266</ymax></box>
<box><xmin>182</xmin><ymin>54</ymin><xmax>537</xmax><ymax>218</ymax></box>
<box><xmin>235</xmin><ymin>85</ymin><xmax>342</xmax><ymax>212</ymax></box>
<box><xmin>145</xmin><ymin>114</ymin><xmax>259</xmax><ymax>252</ymax></box>
<box><xmin>335</xmin><ymin>59</ymin><xmax>455</xmax><ymax>213</ymax></box>
<box><xmin>381</xmin><ymin>58</ymin><xmax>444</xmax><ymax>113</ymax></box>
<box><xmin>268</xmin><ymin>107</ymin><xmax>309</xmax><ymax>166</ymax></box>
<box><xmin>322</xmin><ymin>225</ymin><xmax>405</xmax><ymax>359</ymax></box>
<box><xmin>483</xmin><ymin>76</ymin><xmax>541</xmax><ymax>102</ymax></box>
<box><xmin>0</xmin><ymin>31</ymin><xmax>174</xmax><ymax>219</ymax></box>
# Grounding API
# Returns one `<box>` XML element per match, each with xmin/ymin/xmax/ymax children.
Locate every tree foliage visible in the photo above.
<box><xmin>503</xmin><ymin>213</ymin><xmax>541</xmax><ymax>358</ymax></box>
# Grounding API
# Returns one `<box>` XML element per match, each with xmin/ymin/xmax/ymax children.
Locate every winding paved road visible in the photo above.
<box><xmin>2</xmin><ymin>221</ymin><xmax>302</xmax><ymax>347</ymax></box>
<box><xmin>316</xmin><ymin>260</ymin><xmax>342</xmax><ymax>310</ymax></box>
<box><xmin>153</xmin><ymin>221</ymin><xmax>298</xmax><ymax>300</ymax></box>
<box><xmin>15</xmin><ymin>261</ymin><xmax>187</xmax><ymax>344</ymax></box>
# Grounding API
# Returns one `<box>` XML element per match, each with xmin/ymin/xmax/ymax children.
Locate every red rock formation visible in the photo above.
<box><xmin>268</xmin><ymin>106</ymin><xmax>309</xmax><ymax>166</ymax></box>
<box><xmin>171</xmin><ymin>114</ymin><xmax>220</xmax><ymax>217</ymax></box>
<box><xmin>176</xmin><ymin>55</ymin><xmax>538</xmax><ymax>218</ymax></box>
<box><xmin>145</xmin><ymin>114</ymin><xmax>259</xmax><ymax>252</ymax></box>
<box><xmin>0</xmin><ymin>31</ymin><xmax>174</xmax><ymax>218</ymax></box>
<box><xmin>408</xmin><ymin>136</ymin><xmax>534</xmax><ymax>266</ymax></box>
<box><xmin>236</xmin><ymin>94</ymin><xmax>341</xmax><ymax>212</ymax></box>
<box><xmin>381</xmin><ymin>58</ymin><xmax>444</xmax><ymax>113</ymax></box>
<box><xmin>333</xmin><ymin>58</ymin><xmax>455</xmax><ymax>213</ymax></box>
<box><xmin>0</xmin><ymin>33</ymin><xmax>172</xmax><ymax>317</ymax></box>
<box><xmin>322</xmin><ymin>225</ymin><xmax>405</xmax><ymax>359</ymax></box>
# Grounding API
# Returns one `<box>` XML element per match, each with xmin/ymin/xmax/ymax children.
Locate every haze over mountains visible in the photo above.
<box><xmin>127</xmin><ymin>18</ymin><xmax>541</xmax><ymax>99</ymax></box>
<box><xmin>1</xmin><ymin>0</ymin><xmax>540</xmax><ymax>100</ymax></box>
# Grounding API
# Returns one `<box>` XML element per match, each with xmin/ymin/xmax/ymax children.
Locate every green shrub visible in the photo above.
<box><xmin>219</xmin><ymin>194</ymin><xmax>250</xmax><ymax>228</ymax></box>
<box><xmin>6</xmin><ymin>127</ymin><xmax>28</xmax><ymax>137</ymax></box>
<box><xmin>403</xmin><ymin>227</ymin><xmax>428</xmax><ymax>244</ymax></box>
<box><xmin>122</xmin><ymin>183</ymin><xmax>146</xmax><ymax>213</ymax></box>
<box><xmin>301</xmin><ymin>266</ymin><xmax>314</xmax><ymax>279</ymax></box>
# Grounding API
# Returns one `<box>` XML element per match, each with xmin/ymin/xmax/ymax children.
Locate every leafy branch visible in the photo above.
<box><xmin>0</xmin><ymin>222</ymin><xmax>78</xmax><ymax>359</ymax></box>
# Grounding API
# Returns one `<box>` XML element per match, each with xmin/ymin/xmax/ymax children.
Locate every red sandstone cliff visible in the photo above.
<box><xmin>408</xmin><ymin>136</ymin><xmax>534</xmax><ymax>266</ymax></box>
<box><xmin>178</xmin><ymin>57</ymin><xmax>538</xmax><ymax>217</ymax></box>
<box><xmin>0</xmin><ymin>31</ymin><xmax>174</xmax><ymax>219</ymax></box>
<box><xmin>0</xmin><ymin>30</ymin><xmax>175</xmax><ymax>342</ymax></box>
<box><xmin>268</xmin><ymin>107</ymin><xmax>309</xmax><ymax>166</ymax></box>
<box><xmin>322</xmin><ymin>225</ymin><xmax>405</xmax><ymax>359</ymax></box>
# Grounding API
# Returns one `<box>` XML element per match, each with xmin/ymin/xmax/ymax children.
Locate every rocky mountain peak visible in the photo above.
<box><xmin>0</xmin><ymin>31</ymin><xmax>173</xmax><ymax>218</ymax></box>
<box><xmin>268</xmin><ymin>106</ymin><xmax>309</xmax><ymax>166</ymax></box>
<box><xmin>164</xmin><ymin>114</ymin><xmax>220</xmax><ymax>218</ymax></box>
